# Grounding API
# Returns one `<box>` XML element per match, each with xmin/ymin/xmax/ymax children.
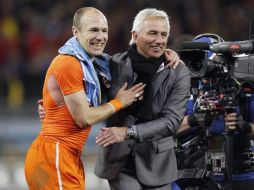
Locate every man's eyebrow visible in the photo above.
<box><xmin>147</xmin><ymin>30</ymin><xmax>157</xmax><ymax>33</ymax></box>
<box><xmin>89</xmin><ymin>26</ymin><xmax>108</xmax><ymax>30</ymax></box>
<box><xmin>89</xmin><ymin>27</ymin><xmax>99</xmax><ymax>30</ymax></box>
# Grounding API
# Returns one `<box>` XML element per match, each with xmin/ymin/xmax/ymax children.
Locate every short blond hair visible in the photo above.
<box><xmin>73</xmin><ymin>7</ymin><xmax>106</xmax><ymax>30</ymax></box>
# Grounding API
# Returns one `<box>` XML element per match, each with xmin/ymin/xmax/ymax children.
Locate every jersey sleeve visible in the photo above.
<box><xmin>54</xmin><ymin>56</ymin><xmax>84</xmax><ymax>95</ymax></box>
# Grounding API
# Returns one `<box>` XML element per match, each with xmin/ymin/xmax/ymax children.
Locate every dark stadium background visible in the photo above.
<box><xmin>0</xmin><ymin>0</ymin><xmax>253</xmax><ymax>189</ymax></box>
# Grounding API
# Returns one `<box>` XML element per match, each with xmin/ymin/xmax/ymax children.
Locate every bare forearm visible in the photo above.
<box><xmin>69</xmin><ymin>100</ymin><xmax>119</xmax><ymax>128</ymax></box>
<box><xmin>83</xmin><ymin>103</ymin><xmax>116</xmax><ymax>126</ymax></box>
<box><xmin>177</xmin><ymin>116</ymin><xmax>191</xmax><ymax>134</ymax></box>
<box><xmin>64</xmin><ymin>91</ymin><xmax>119</xmax><ymax>128</ymax></box>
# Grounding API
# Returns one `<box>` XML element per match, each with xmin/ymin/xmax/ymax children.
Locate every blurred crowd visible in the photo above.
<box><xmin>0</xmin><ymin>0</ymin><xmax>254</xmax><ymax>109</ymax></box>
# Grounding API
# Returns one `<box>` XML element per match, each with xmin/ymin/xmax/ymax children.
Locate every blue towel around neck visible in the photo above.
<box><xmin>58</xmin><ymin>37</ymin><xmax>111</xmax><ymax>106</ymax></box>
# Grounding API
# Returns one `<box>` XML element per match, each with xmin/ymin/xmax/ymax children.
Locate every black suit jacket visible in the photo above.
<box><xmin>95</xmin><ymin>52</ymin><xmax>190</xmax><ymax>186</ymax></box>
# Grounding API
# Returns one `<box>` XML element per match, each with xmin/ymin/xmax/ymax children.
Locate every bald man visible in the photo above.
<box><xmin>24</xmin><ymin>7</ymin><xmax>145</xmax><ymax>190</ymax></box>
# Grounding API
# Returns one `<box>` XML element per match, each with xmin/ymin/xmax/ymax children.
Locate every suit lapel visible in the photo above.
<box><xmin>123</xmin><ymin>57</ymin><xmax>136</xmax><ymax>86</ymax></box>
<box><xmin>152</xmin><ymin>69</ymin><xmax>171</xmax><ymax>98</ymax></box>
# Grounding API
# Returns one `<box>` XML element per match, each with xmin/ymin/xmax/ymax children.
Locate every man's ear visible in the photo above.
<box><xmin>131</xmin><ymin>31</ymin><xmax>138</xmax><ymax>42</ymax></box>
<box><xmin>72</xmin><ymin>26</ymin><xmax>79</xmax><ymax>38</ymax></box>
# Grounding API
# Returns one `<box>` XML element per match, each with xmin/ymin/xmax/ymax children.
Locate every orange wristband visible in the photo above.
<box><xmin>107</xmin><ymin>102</ymin><xmax>116</xmax><ymax>113</ymax></box>
<box><xmin>108</xmin><ymin>98</ymin><xmax>123</xmax><ymax>112</ymax></box>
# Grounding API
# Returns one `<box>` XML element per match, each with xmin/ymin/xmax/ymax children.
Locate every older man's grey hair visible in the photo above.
<box><xmin>129</xmin><ymin>8</ymin><xmax>170</xmax><ymax>45</ymax></box>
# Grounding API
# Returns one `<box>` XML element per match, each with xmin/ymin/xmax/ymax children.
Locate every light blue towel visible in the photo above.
<box><xmin>58</xmin><ymin>37</ymin><xmax>111</xmax><ymax>106</ymax></box>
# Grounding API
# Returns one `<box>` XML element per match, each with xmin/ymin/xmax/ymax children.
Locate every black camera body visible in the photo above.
<box><xmin>179</xmin><ymin>40</ymin><xmax>254</xmax><ymax>116</ymax></box>
<box><xmin>179</xmin><ymin>40</ymin><xmax>254</xmax><ymax>83</ymax></box>
<box><xmin>232</xmin><ymin>54</ymin><xmax>254</xmax><ymax>82</ymax></box>
<box><xmin>176</xmin><ymin>40</ymin><xmax>254</xmax><ymax>189</ymax></box>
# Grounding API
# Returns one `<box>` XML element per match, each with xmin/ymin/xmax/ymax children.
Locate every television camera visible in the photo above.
<box><xmin>175</xmin><ymin>38</ymin><xmax>254</xmax><ymax>190</ymax></box>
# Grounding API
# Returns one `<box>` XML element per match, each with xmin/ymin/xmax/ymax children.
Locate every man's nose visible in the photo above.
<box><xmin>154</xmin><ymin>34</ymin><xmax>165</xmax><ymax>44</ymax></box>
<box><xmin>96</xmin><ymin>31</ymin><xmax>105</xmax><ymax>40</ymax></box>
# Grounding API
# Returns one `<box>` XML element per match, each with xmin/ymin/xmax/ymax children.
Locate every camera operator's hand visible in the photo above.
<box><xmin>224</xmin><ymin>112</ymin><xmax>237</xmax><ymax>130</ymax></box>
<box><xmin>225</xmin><ymin>113</ymin><xmax>252</xmax><ymax>133</ymax></box>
